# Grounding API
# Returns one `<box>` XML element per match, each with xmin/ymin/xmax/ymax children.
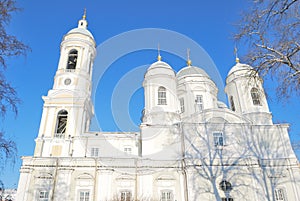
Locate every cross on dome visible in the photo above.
<box><xmin>83</xmin><ymin>8</ymin><xmax>87</xmax><ymax>20</ymax></box>
<box><xmin>157</xmin><ymin>43</ymin><xmax>162</xmax><ymax>61</ymax></box>
<box><xmin>234</xmin><ymin>46</ymin><xmax>240</xmax><ymax>63</ymax></box>
<box><xmin>187</xmin><ymin>48</ymin><xmax>192</xmax><ymax>66</ymax></box>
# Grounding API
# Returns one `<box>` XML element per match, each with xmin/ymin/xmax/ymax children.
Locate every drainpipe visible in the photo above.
<box><xmin>180</xmin><ymin>122</ymin><xmax>189</xmax><ymax>201</ymax></box>
<box><xmin>135</xmin><ymin>158</ymin><xmax>138</xmax><ymax>201</ymax></box>
<box><xmin>93</xmin><ymin>158</ymin><xmax>98</xmax><ymax>201</ymax></box>
<box><xmin>51</xmin><ymin>158</ymin><xmax>59</xmax><ymax>201</ymax></box>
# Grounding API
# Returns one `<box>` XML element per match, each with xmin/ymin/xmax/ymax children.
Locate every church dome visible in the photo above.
<box><xmin>227</xmin><ymin>62</ymin><xmax>253</xmax><ymax>77</ymax></box>
<box><xmin>144</xmin><ymin>60</ymin><xmax>175</xmax><ymax>77</ymax></box>
<box><xmin>176</xmin><ymin>66</ymin><xmax>209</xmax><ymax>78</ymax></box>
<box><xmin>67</xmin><ymin>27</ymin><xmax>94</xmax><ymax>39</ymax></box>
<box><xmin>148</xmin><ymin>60</ymin><xmax>172</xmax><ymax>70</ymax></box>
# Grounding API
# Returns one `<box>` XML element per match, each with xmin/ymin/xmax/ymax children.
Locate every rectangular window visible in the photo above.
<box><xmin>161</xmin><ymin>190</ymin><xmax>173</xmax><ymax>201</ymax></box>
<box><xmin>120</xmin><ymin>190</ymin><xmax>131</xmax><ymax>201</ymax></box>
<box><xmin>180</xmin><ymin>98</ymin><xmax>185</xmax><ymax>113</ymax></box>
<box><xmin>158</xmin><ymin>87</ymin><xmax>167</xmax><ymax>105</ymax></box>
<box><xmin>39</xmin><ymin>191</ymin><xmax>49</xmax><ymax>201</ymax></box>
<box><xmin>196</xmin><ymin>95</ymin><xmax>203</xmax><ymax>110</ymax></box>
<box><xmin>274</xmin><ymin>188</ymin><xmax>286</xmax><ymax>201</ymax></box>
<box><xmin>91</xmin><ymin>148</ymin><xmax>99</xmax><ymax>157</ymax></box>
<box><xmin>79</xmin><ymin>191</ymin><xmax>90</xmax><ymax>201</ymax></box>
<box><xmin>221</xmin><ymin>198</ymin><xmax>233</xmax><ymax>201</ymax></box>
<box><xmin>124</xmin><ymin>147</ymin><xmax>132</xmax><ymax>154</ymax></box>
<box><xmin>213</xmin><ymin>132</ymin><xmax>224</xmax><ymax>147</ymax></box>
<box><xmin>251</xmin><ymin>88</ymin><xmax>261</xmax><ymax>106</ymax></box>
<box><xmin>230</xmin><ymin>96</ymin><xmax>235</xmax><ymax>111</ymax></box>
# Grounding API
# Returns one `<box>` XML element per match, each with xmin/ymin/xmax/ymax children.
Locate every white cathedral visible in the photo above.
<box><xmin>16</xmin><ymin>13</ymin><xmax>300</xmax><ymax>201</ymax></box>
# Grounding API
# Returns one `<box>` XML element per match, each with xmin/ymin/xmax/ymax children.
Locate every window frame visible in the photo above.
<box><xmin>124</xmin><ymin>146</ymin><xmax>132</xmax><ymax>155</ymax></box>
<box><xmin>180</xmin><ymin>98</ymin><xmax>185</xmax><ymax>113</ymax></box>
<box><xmin>38</xmin><ymin>190</ymin><xmax>49</xmax><ymax>201</ymax></box>
<box><xmin>66</xmin><ymin>49</ymin><xmax>78</xmax><ymax>70</ymax></box>
<box><xmin>120</xmin><ymin>190</ymin><xmax>132</xmax><ymax>201</ymax></box>
<box><xmin>213</xmin><ymin>132</ymin><xmax>224</xmax><ymax>147</ymax></box>
<box><xmin>221</xmin><ymin>198</ymin><xmax>233</xmax><ymax>201</ymax></box>
<box><xmin>91</xmin><ymin>147</ymin><xmax>99</xmax><ymax>157</ymax></box>
<box><xmin>158</xmin><ymin>86</ymin><xmax>167</xmax><ymax>105</ymax></box>
<box><xmin>229</xmin><ymin>96</ymin><xmax>235</xmax><ymax>111</ymax></box>
<box><xmin>274</xmin><ymin>188</ymin><xmax>286</xmax><ymax>201</ymax></box>
<box><xmin>79</xmin><ymin>190</ymin><xmax>90</xmax><ymax>201</ymax></box>
<box><xmin>54</xmin><ymin>110</ymin><xmax>68</xmax><ymax>138</ymax></box>
<box><xmin>160</xmin><ymin>190</ymin><xmax>173</xmax><ymax>201</ymax></box>
<box><xmin>195</xmin><ymin>95</ymin><xmax>203</xmax><ymax>110</ymax></box>
<box><xmin>250</xmin><ymin>87</ymin><xmax>261</xmax><ymax>106</ymax></box>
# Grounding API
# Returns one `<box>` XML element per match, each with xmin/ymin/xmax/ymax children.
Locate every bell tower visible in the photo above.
<box><xmin>34</xmin><ymin>11</ymin><xmax>96</xmax><ymax>157</ymax></box>
<box><xmin>225</xmin><ymin>59</ymin><xmax>272</xmax><ymax>125</ymax></box>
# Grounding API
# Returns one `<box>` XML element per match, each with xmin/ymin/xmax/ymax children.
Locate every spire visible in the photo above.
<box><xmin>187</xmin><ymin>48</ymin><xmax>192</xmax><ymax>66</ymax></box>
<box><xmin>78</xmin><ymin>8</ymin><xmax>88</xmax><ymax>29</ymax></box>
<box><xmin>234</xmin><ymin>46</ymin><xmax>240</xmax><ymax>63</ymax></box>
<box><xmin>83</xmin><ymin>8</ymin><xmax>87</xmax><ymax>20</ymax></box>
<box><xmin>157</xmin><ymin>43</ymin><xmax>162</xmax><ymax>61</ymax></box>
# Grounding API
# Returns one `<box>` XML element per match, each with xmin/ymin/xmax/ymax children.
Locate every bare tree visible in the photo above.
<box><xmin>0</xmin><ymin>0</ymin><xmax>29</xmax><ymax>116</ymax></box>
<box><xmin>183</xmin><ymin>122</ymin><xmax>252</xmax><ymax>201</ymax></box>
<box><xmin>235</xmin><ymin>0</ymin><xmax>300</xmax><ymax>98</ymax></box>
<box><xmin>181</xmin><ymin>119</ymin><xmax>297</xmax><ymax>201</ymax></box>
<box><xmin>0</xmin><ymin>0</ymin><xmax>29</xmax><ymax>187</ymax></box>
<box><xmin>0</xmin><ymin>132</ymin><xmax>16</xmax><ymax>171</ymax></box>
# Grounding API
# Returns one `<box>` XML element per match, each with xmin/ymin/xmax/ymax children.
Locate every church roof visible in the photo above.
<box><xmin>67</xmin><ymin>27</ymin><xmax>94</xmax><ymax>39</ymax></box>
<box><xmin>148</xmin><ymin>60</ymin><xmax>173</xmax><ymax>70</ymax></box>
<box><xmin>176</xmin><ymin>66</ymin><xmax>209</xmax><ymax>78</ymax></box>
<box><xmin>227</xmin><ymin>62</ymin><xmax>253</xmax><ymax>77</ymax></box>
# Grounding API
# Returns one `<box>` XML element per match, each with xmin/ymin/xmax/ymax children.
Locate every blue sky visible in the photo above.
<box><xmin>1</xmin><ymin>0</ymin><xmax>299</xmax><ymax>188</ymax></box>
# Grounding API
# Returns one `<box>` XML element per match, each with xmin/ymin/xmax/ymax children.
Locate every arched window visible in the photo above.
<box><xmin>250</xmin><ymin>88</ymin><xmax>261</xmax><ymax>105</ymax></box>
<box><xmin>66</xmin><ymin>49</ymin><xmax>78</xmax><ymax>70</ymax></box>
<box><xmin>55</xmin><ymin>110</ymin><xmax>68</xmax><ymax>138</ymax></box>
<box><xmin>230</xmin><ymin>96</ymin><xmax>235</xmax><ymax>111</ymax></box>
<box><xmin>158</xmin><ymin>86</ymin><xmax>167</xmax><ymax>105</ymax></box>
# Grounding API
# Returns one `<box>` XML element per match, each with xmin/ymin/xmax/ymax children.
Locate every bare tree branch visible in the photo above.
<box><xmin>235</xmin><ymin>0</ymin><xmax>300</xmax><ymax>98</ymax></box>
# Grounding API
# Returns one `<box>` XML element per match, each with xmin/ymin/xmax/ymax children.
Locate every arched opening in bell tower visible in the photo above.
<box><xmin>66</xmin><ymin>49</ymin><xmax>78</xmax><ymax>70</ymax></box>
<box><xmin>54</xmin><ymin>110</ymin><xmax>68</xmax><ymax>138</ymax></box>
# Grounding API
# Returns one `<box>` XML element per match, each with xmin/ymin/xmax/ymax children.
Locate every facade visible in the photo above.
<box><xmin>16</xmin><ymin>14</ymin><xmax>300</xmax><ymax>201</ymax></box>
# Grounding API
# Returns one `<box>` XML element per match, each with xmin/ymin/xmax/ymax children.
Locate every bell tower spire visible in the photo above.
<box><xmin>78</xmin><ymin>8</ymin><xmax>88</xmax><ymax>29</ymax></box>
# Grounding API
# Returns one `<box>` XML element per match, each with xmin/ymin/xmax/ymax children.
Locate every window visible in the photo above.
<box><xmin>120</xmin><ymin>190</ymin><xmax>131</xmax><ymax>201</ymax></box>
<box><xmin>55</xmin><ymin>110</ymin><xmax>68</xmax><ymax>138</ymax></box>
<box><xmin>180</xmin><ymin>98</ymin><xmax>185</xmax><ymax>113</ymax></box>
<box><xmin>213</xmin><ymin>132</ymin><xmax>224</xmax><ymax>147</ymax></box>
<box><xmin>195</xmin><ymin>95</ymin><xmax>203</xmax><ymax>110</ymax></box>
<box><xmin>158</xmin><ymin>86</ymin><xmax>167</xmax><ymax>105</ymax></box>
<box><xmin>221</xmin><ymin>198</ymin><xmax>233</xmax><ymax>201</ymax></box>
<box><xmin>229</xmin><ymin>96</ymin><xmax>235</xmax><ymax>111</ymax></box>
<box><xmin>39</xmin><ymin>191</ymin><xmax>49</xmax><ymax>201</ymax></box>
<box><xmin>274</xmin><ymin>188</ymin><xmax>286</xmax><ymax>201</ymax></box>
<box><xmin>250</xmin><ymin>88</ymin><xmax>261</xmax><ymax>105</ymax></box>
<box><xmin>79</xmin><ymin>191</ymin><xmax>90</xmax><ymax>201</ymax></box>
<box><xmin>161</xmin><ymin>190</ymin><xmax>173</xmax><ymax>201</ymax></box>
<box><xmin>67</xmin><ymin>49</ymin><xmax>78</xmax><ymax>70</ymax></box>
<box><xmin>91</xmin><ymin>148</ymin><xmax>99</xmax><ymax>157</ymax></box>
<box><xmin>219</xmin><ymin>180</ymin><xmax>232</xmax><ymax>191</ymax></box>
<box><xmin>124</xmin><ymin>147</ymin><xmax>132</xmax><ymax>154</ymax></box>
